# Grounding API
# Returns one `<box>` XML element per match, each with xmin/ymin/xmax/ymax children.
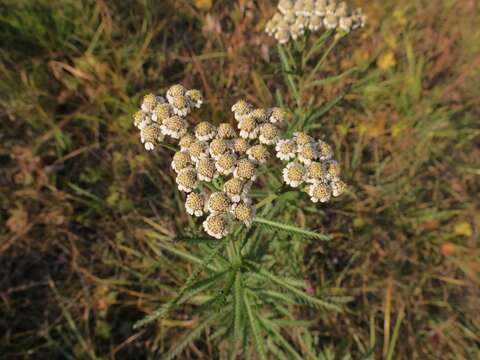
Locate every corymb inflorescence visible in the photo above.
<box><xmin>265</xmin><ymin>0</ymin><xmax>367</xmax><ymax>44</ymax></box>
<box><xmin>133</xmin><ymin>85</ymin><xmax>346</xmax><ymax>239</ymax></box>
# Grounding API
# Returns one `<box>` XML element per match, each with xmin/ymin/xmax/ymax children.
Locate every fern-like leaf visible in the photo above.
<box><xmin>253</xmin><ymin>217</ymin><xmax>330</xmax><ymax>241</ymax></box>
<box><xmin>134</xmin><ymin>236</ymin><xmax>231</xmax><ymax>329</ymax></box>
<box><xmin>243</xmin><ymin>292</ymin><xmax>267</xmax><ymax>360</ymax></box>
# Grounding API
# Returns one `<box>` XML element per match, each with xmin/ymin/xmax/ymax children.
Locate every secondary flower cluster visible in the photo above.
<box><xmin>132</xmin><ymin>85</ymin><xmax>203</xmax><ymax>150</ymax></box>
<box><xmin>276</xmin><ymin>132</ymin><xmax>346</xmax><ymax>203</ymax></box>
<box><xmin>133</xmin><ymin>85</ymin><xmax>345</xmax><ymax>238</ymax></box>
<box><xmin>265</xmin><ymin>0</ymin><xmax>367</xmax><ymax>44</ymax></box>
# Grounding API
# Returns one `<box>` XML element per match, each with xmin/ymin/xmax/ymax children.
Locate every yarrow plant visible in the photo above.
<box><xmin>132</xmin><ymin>1</ymin><xmax>366</xmax><ymax>358</ymax></box>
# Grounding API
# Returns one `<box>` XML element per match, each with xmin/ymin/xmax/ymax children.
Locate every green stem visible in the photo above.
<box><xmin>305</xmin><ymin>33</ymin><xmax>345</xmax><ymax>86</ymax></box>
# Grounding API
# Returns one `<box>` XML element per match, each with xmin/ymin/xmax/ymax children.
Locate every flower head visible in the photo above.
<box><xmin>275</xmin><ymin>139</ymin><xmax>296</xmax><ymax>161</ymax></box>
<box><xmin>141</xmin><ymin>93</ymin><xmax>157</xmax><ymax>113</ymax></box>
<box><xmin>185</xmin><ymin>192</ymin><xmax>206</xmax><ymax>217</ymax></box>
<box><xmin>207</xmin><ymin>192</ymin><xmax>232</xmax><ymax>214</ymax></box>
<box><xmin>195</xmin><ymin>121</ymin><xmax>217</xmax><ymax>141</ymax></box>
<box><xmin>196</xmin><ymin>157</ymin><xmax>218</xmax><ymax>182</ymax></box>
<box><xmin>247</xmin><ymin>144</ymin><xmax>270</xmax><ymax>165</ymax></box>
<box><xmin>325</xmin><ymin>160</ymin><xmax>341</xmax><ymax>180</ymax></box>
<box><xmin>176</xmin><ymin>168</ymin><xmax>198</xmax><ymax>193</ymax></box>
<box><xmin>215</xmin><ymin>153</ymin><xmax>237</xmax><ymax>175</ymax></box>
<box><xmin>133</xmin><ymin>110</ymin><xmax>150</xmax><ymax>129</ymax></box>
<box><xmin>282</xmin><ymin>161</ymin><xmax>305</xmax><ymax>187</ymax></box>
<box><xmin>203</xmin><ymin>214</ymin><xmax>230</xmax><ymax>239</ymax></box>
<box><xmin>317</xmin><ymin>140</ymin><xmax>334</xmax><ymax>161</ymax></box>
<box><xmin>179</xmin><ymin>133</ymin><xmax>196</xmax><ymax>151</ymax></box>
<box><xmin>297</xmin><ymin>142</ymin><xmax>318</xmax><ymax>165</ymax></box>
<box><xmin>140</xmin><ymin>124</ymin><xmax>163</xmax><ymax>151</ymax></box>
<box><xmin>209</xmin><ymin>138</ymin><xmax>230</xmax><ymax>160</ymax></box>
<box><xmin>160</xmin><ymin>115</ymin><xmax>188</xmax><ymax>139</ymax></box>
<box><xmin>238</xmin><ymin>115</ymin><xmax>259</xmax><ymax>139</ymax></box>
<box><xmin>331</xmin><ymin>178</ymin><xmax>347</xmax><ymax>197</ymax></box>
<box><xmin>294</xmin><ymin>131</ymin><xmax>314</xmax><ymax>146</ymax></box>
<box><xmin>171</xmin><ymin>151</ymin><xmax>192</xmax><ymax>173</ymax></box>
<box><xmin>232</xmin><ymin>137</ymin><xmax>249</xmax><ymax>155</ymax></box>
<box><xmin>223</xmin><ymin>178</ymin><xmax>251</xmax><ymax>202</ymax></box>
<box><xmin>231</xmin><ymin>200</ymin><xmax>255</xmax><ymax>227</ymax></box>
<box><xmin>305</xmin><ymin>161</ymin><xmax>327</xmax><ymax>183</ymax></box>
<box><xmin>188</xmin><ymin>140</ymin><xmax>209</xmax><ymax>162</ymax></box>
<box><xmin>217</xmin><ymin>123</ymin><xmax>237</xmax><ymax>139</ymax></box>
<box><xmin>234</xmin><ymin>159</ymin><xmax>257</xmax><ymax>181</ymax></box>
<box><xmin>152</xmin><ymin>103</ymin><xmax>172</xmax><ymax>123</ymax></box>
<box><xmin>232</xmin><ymin>100</ymin><xmax>252</xmax><ymax>121</ymax></box>
<box><xmin>186</xmin><ymin>89</ymin><xmax>203</xmax><ymax>109</ymax></box>
<box><xmin>171</xmin><ymin>95</ymin><xmax>190</xmax><ymax>117</ymax></box>
<box><xmin>269</xmin><ymin>107</ymin><xmax>287</xmax><ymax>125</ymax></box>
<box><xmin>166</xmin><ymin>84</ymin><xmax>186</xmax><ymax>103</ymax></box>
<box><xmin>259</xmin><ymin>123</ymin><xmax>280</xmax><ymax>145</ymax></box>
<box><xmin>307</xmin><ymin>181</ymin><xmax>332</xmax><ymax>203</ymax></box>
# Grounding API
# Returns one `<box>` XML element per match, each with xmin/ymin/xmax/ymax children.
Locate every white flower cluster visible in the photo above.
<box><xmin>134</xmin><ymin>85</ymin><xmax>346</xmax><ymax>238</ymax></box>
<box><xmin>265</xmin><ymin>0</ymin><xmax>367</xmax><ymax>44</ymax></box>
<box><xmin>132</xmin><ymin>84</ymin><xmax>203</xmax><ymax>150</ymax></box>
<box><xmin>277</xmin><ymin>131</ymin><xmax>346</xmax><ymax>203</ymax></box>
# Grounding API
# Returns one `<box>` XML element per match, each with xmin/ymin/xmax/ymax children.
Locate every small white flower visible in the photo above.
<box><xmin>195</xmin><ymin>121</ymin><xmax>217</xmax><ymax>141</ymax></box>
<box><xmin>282</xmin><ymin>161</ymin><xmax>306</xmax><ymax>187</ymax></box>
<box><xmin>176</xmin><ymin>168</ymin><xmax>198</xmax><ymax>193</ymax></box>
<box><xmin>179</xmin><ymin>133</ymin><xmax>196</xmax><ymax>151</ymax></box>
<box><xmin>196</xmin><ymin>157</ymin><xmax>219</xmax><ymax>182</ymax></box>
<box><xmin>331</xmin><ymin>178</ymin><xmax>347</xmax><ymax>197</ymax></box>
<box><xmin>305</xmin><ymin>161</ymin><xmax>327</xmax><ymax>183</ymax></box>
<box><xmin>186</xmin><ymin>89</ymin><xmax>203</xmax><ymax>109</ymax></box>
<box><xmin>268</xmin><ymin>107</ymin><xmax>287</xmax><ymax>125</ymax></box>
<box><xmin>231</xmin><ymin>100</ymin><xmax>252</xmax><ymax>121</ymax></box>
<box><xmin>275</xmin><ymin>139</ymin><xmax>296</xmax><ymax>161</ymax></box>
<box><xmin>293</xmin><ymin>131</ymin><xmax>314</xmax><ymax>146</ymax></box>
<box><xmin>297</xmin><ymin>142</ymin><xmax>318</xmax><ymax>165</ymax></box>
<box><xmin>234</xmin><ymin>159</ymin><xmax>257</xmax><ymax>181</ymax></box>
<box><xmin>258</xmin><ymin>123</ymin><xmax>280</xmax><ymax>145</ymax></box>
<box><xmin>203</xmin><ymin>214</ymin><xmax>230</xmax><ymax>239</ymax></box>
<box><xmin>238</xmin><ymin>115</ymin><xmax>259</xmax><ymax>139</ymax></box>
<box><xmin>323</xmin><ymin>14</ymin><xmax>338</xmax><ymax>29</ymax></box>
<box><xmin>215</xmin><ymin>153</ymin><xmax>237</xmax><ymax>175</ymax></box>
<box><xmin>324</xmin><ymin>160</ymin><xmax>341</xmax><ymax>181</ymax></box>
<box><xmin>140</xmin><ymin>124</ymin><xmax>163</xmax><ymax>151</ymax></box>
<box><xmin>216</xmin><ymin>123</ymin><xmax>237</xmax><ymax>139</ymax></box>
<box><xmin>232</xmin><ymin>138</ymin><xmax>249</xmax><ymax>156</ymax></box>
<box><xmin>231</xmin><ymin>200</ymin><xmax>255</xmax><ymax>227</ymax></box>
<box><xmin>171</xmin><ymin>151</ymin><xmax>192</xmax><ymax>173</ymax></box>
<box><xmin>171</xmin><ymin>94</ymin><xmax>190</xmax><ymax>117</ymax></box>
<box><xmin>141</xmin><ymin>93</ymin><xmax>157</xmax><ymax>113</ymax></box>
<box><xmin>278</xmin><ymin>0</ymin><xmax>294</xmax><ymax>15</ymax></box>
<box><xmin>246</xmin><ymin>144</ymin><xmax>270</xmax><ymax>165</ymax></box>
<box><xmin>160</xmin><ymin>116</ymin><xmax>188</xmax><ymax>139</ymax></box>
<box><xmin>209</xmin><ymin>138</ymin><xmax>230</xmax><ymax>160</ymax></box>
<box><xmin>307</xmin><ymin>181</ymin><xmax>332</xmax><ymax>203</ymax></box>
<box><xmin>315</xmin><ymin>0</ymin><xmax>327</xmax><ymax>16</ymax></box>
<box><xmin>207</xmin><ymin>192</ymin><xmax>232</xmax><ymax>215</ymax></box>
<box><xmin>151</xmin><ymin>103</ymin><xmax>172</xmax><ymax>123</ymax></box>
<box><xmin>166</xmin><ymin>84</ymin><xmax>186</xmax><ymax>104</ymax></box>
<box><xmin>188</xmin><ymin>140</ymin><xmax>209</xmax><ymax>163</ymax></box>
<box><xmin>133</xmin><ymin>110</ymin><xmax>150</xmax><ymax>129</ymax></box>
<box><xmin>185</xmin><ymin>192</ymin><xmax>206</xmax><ymax>217</ymax></box>
<box><xmin>223</xmin><ymin>178</ymin><xmax>251</xmax><ymax>203</ymax></box>
<box><xmin>317</xmin><ymin>140</ymin><xmax>334</xmax><ymax>161</ymax></box>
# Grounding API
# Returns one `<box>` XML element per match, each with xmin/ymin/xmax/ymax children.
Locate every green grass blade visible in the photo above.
<box><xmin>277</xmin><ymin>44</ymin><xmax>300</xmax><ymax>105</ymax></box>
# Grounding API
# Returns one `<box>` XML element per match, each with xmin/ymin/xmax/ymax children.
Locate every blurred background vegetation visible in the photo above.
<box><xmin>0</xmin><ymin>0</ymin><xmax>479</xmax><ymax>358</ymax></box>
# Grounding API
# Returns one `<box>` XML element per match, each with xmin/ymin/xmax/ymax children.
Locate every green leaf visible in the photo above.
<box><xmin>164</xmin><ymin>311</ymin><xmax>224</xmax><ymax>360</ymax></box>
<box><xmin>243</xmin><ymin>292</ymin><xmax>267</xmax><ymax>360</ymax></box>
<box><xmin>277</xmin><ymin>44</ymin><xmax>300</xmax><ymax>105</ymax></box>
<box><xmin>233</xmin><ymin>271</ymin><xmax>245</xmax><ymax>341</ymax></box>
<box><xmin>134</xmin><ymin>236</ymin><xmax>231</xmax><ymax>329</ymax></box>
<box><xmin>248</xmin><ymin>263</ymin><xmax>343</xmax><ymax>312</ymax></box>
<box><xmin>254</xmin><ymin>216</ymin><xmax>330</xmax><ymax>241</ymax></box>
<box><xmin>259</xmin><ymin>317</ymin><xmax>304</xmax><ymax>360</ymax></box>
